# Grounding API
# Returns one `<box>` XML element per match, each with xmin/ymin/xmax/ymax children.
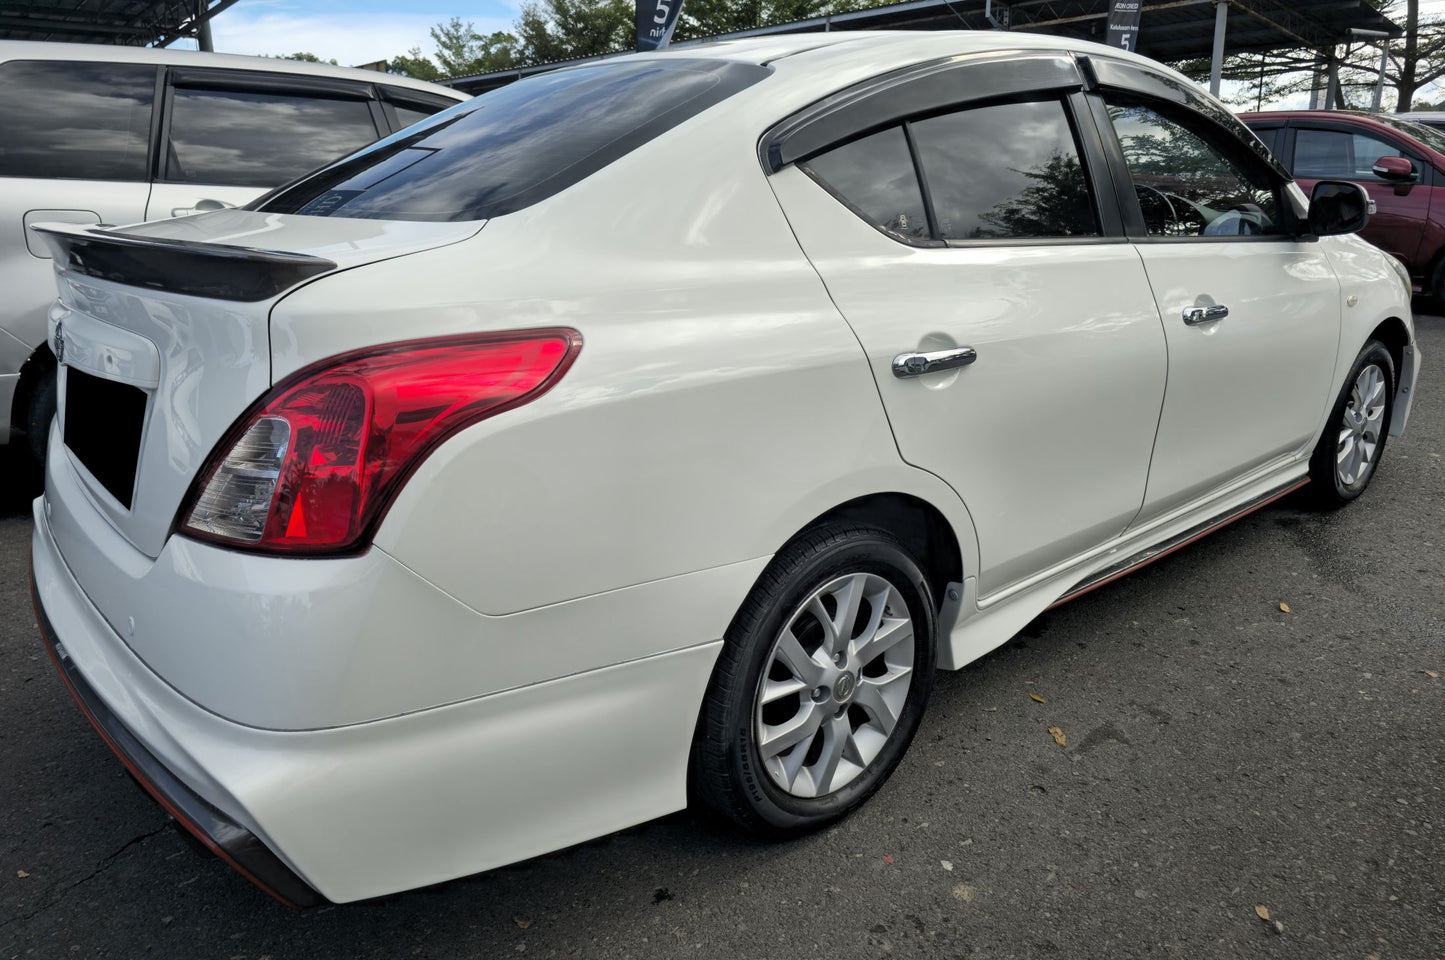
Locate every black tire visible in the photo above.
<box><xmin>22</xmin><ymin>365</ymin><xmax>57</xmax><ymax>470</ymax></box>
<box><xmin>692</xmin><ymin>522</ymin><xmax>936</xmax><ymax>836</ymax></box>
<box><xmin>1308</xmin><ymin>339</ymin><xmax>1395</xmax><ymax>508</ymax></box>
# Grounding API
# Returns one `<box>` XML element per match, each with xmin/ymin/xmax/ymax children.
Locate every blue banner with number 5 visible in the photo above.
<box><xmin>636</xmin><ymin>0</ymin><xmax>684</xmax><ymax>51</ymax></box>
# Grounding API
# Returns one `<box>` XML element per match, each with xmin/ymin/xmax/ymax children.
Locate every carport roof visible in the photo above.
<box><xmin>451</xmin><ymin>0</ymin><xmax>1402</xmax><ymax>95</ymax></box>
<box><xmin>0</xmin><ymin>0</ymin><xmax>238</xmax><ymax>47</ymax></box>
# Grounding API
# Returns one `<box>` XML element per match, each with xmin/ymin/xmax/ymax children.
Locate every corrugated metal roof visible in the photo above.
<box><xmin>0</xmin><ymin>0</ymin><xmax>236</xmax><ymax>47</ymax></box>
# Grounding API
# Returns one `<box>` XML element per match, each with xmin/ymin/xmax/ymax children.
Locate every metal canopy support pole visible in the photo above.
<box><xmin>1373</xmin><ymin>41</ymin><xmax>1390</xmax><ymax>111</ymax></box>
<box><xmin>1209</xmin><ymin>0</ymin><xmax>1228</xmax><ymax>97</ymax></box>
<box><xmin>1349</xmin><ymin>28</ymin><xmax>1394</xmax><ymax>112</ymax></box>
<box><xmin>1325</xmin><ymin>53</ymin><xmax>1340</xmax><ymax>109</ymax></box>
<box><xmin>196</xmin><ymin>1</ymin><xmax>214</xmax><ymax>50</ymax></box>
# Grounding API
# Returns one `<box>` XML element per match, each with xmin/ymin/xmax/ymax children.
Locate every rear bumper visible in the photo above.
<box><xmin>31</xmin><ymin>580</ymin><xmax>323</xmax><ymax>908</ymax></box>
<box><xmin>31</xmin><ymin>492</ymin><xmax>724</xmax><ymax>902</ymax></box>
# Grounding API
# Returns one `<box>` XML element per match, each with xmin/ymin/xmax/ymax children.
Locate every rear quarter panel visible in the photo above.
<box><xmin>269</xmin><ymin>91</ymin><xmax>980</xmax><ymax>617</ymax></box>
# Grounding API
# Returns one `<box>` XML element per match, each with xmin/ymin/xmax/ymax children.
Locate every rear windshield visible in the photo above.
<box><xmin>255</xmin><ymin>59</ymin><xmax>768</xmax><ymax>222</ymax></box>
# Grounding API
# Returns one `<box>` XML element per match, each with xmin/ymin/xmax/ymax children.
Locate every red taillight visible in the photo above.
<box><xmin>180</xmin><ymin>329</ymin><xmax>581</xmax><ymax>554</ymax></box>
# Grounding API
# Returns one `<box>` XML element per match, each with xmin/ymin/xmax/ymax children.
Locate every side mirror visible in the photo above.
<box><xmin>1371</xmin><ymin>155</ymin><xmax>1417</xmax><ymax>182</ymax></box>
<box><xmin>1309</xmin><ymin>181</ymin><xmax>1373</xmax><ymax>236</ymax></box>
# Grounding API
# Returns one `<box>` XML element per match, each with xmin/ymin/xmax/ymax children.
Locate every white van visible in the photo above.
<box><xmin>0</xmin><ymin>41</ymin><xmax>465</xmax><ymax>466</ymax></box>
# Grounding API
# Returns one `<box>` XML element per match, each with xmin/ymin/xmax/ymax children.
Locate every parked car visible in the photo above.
<box><xmin>1401</xmin><ymin>110</ymin><xmax>1445</xmax><ymax>132</ymax></box>
<box><xmin>32</xmin><ymin>32</ymin><xmax>1418</xmax><ymax>905</ymax></box>
<box><xmin>1241</xmin><ymin>110</ymin><xmax>1445</xmax><ymax>298</ymax></box>
<box><xmin>0</xmin><ymin>41</ymin><xmax>466</xmax><ymax>470</ymax></box>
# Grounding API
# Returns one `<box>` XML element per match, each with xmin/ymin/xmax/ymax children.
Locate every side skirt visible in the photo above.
<box><xmin>1048</xmin><ymin>477</ymin><xmax>1309</xmax><ymax>610</ymax></box>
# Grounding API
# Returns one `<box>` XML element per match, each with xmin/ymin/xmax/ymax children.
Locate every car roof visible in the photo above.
<box><xmin>0</xmin><ymin>39</ymin><xmax>464</xmax><ymax>100</ymax></box>
<box><xmin>660</xmin><ymin>28</ymin><xmax>1166</xmax><ymax>66</ymax></box>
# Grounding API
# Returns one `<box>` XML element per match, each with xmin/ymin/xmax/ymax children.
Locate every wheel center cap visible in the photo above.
<box><xmin>833</xmin><ymin>673</ymin><xmax>857</xmax><ymax>702</ymax></box>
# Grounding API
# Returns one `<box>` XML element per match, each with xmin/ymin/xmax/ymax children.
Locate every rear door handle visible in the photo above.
<box><xmin>170</xmin><ymin>198</ymin><xmax>234</xmax><ymax>218</ymax></box>
<box><xmin>892</xmin><ymin>346</ymin><xmax>977</xmax><ymax>378</ymax></box>
<box><xmin>1183</xmin><ymin>304</ymin><xmax>1229</xmax><ymax>325</ymax></box>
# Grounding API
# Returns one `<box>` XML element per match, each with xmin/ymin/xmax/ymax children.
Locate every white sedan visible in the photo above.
<box><xmin>30</xmin><ymin>31</ymin><xmax>1419</xmax><ymax>905</ymax></box>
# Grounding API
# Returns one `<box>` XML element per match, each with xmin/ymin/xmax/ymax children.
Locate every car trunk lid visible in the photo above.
<box><xmin>33</xmin><ymin>209</ymin><xmax>481</xmax><ymax>559</ymax></box>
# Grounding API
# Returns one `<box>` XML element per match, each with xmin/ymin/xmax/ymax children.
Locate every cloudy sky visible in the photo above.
<box><xmin>198</xmin><ymin>0</ymin><xmax>521</xmax><ymax>66</ymax></box>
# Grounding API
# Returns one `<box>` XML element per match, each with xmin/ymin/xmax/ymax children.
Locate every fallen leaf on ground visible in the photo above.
<box><xmin>512</xmin><ymin>916</ymin><xmax>532</xmax><ymax>929</ymax></box>
<box><xmin>1421</xmin><ymin>670</ymin><xmax>1440</xmax><ymax>679</ymax></box>
<box><xmin>1279</xmin><ymin>602</ymin><xmax>1291</xmax><ymax>613</ymax></box>
<box><xmin>1255</xmin><ymin>905</ymin><xmax>1271</xmax><ymax>921</ymax></box>
<box><xmin>15</xmin><ymin>870</ymin><xmax>29</xmax><ymax>878</ymax></box>
<box><xmin>1029</xmin><ymin>692</ymin><xmax>1047</xmax><ymax>704</ymax></box>
<box><xmin>1048</xmin><ymin>726</ymin><xmax>1067</xmax><ymax>747</ymax></box>
<box><xmin>941</xmin><ymin>860</ymin><xmax>953</xmax><ymax>871</ymax></box>
<box><xmin>984</xmin><ymin>706</ymin><xmax>998</xmax><ymax>712</ymax></box>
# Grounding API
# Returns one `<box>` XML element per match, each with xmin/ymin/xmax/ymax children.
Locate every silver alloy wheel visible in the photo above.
<box><xmin>1336</xmin><ymin>363</ymin><xmax>1388</xmax><ymax>486</ymax></box>
<box><xmin>753</xmin><ymin>572</ymin><xmax>915</xmax><ymax>798</ymax></box>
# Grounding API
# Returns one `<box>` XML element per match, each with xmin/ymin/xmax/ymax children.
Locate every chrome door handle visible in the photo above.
<box><xmin>891</xmin><ymin>346</ymin><xmax>977</xmax><ymax>378</ymax></box>
<box><xmin>1183</xmin><ymin>304</ymin><xmax>1229</xmax><ymax>325</ymax></box>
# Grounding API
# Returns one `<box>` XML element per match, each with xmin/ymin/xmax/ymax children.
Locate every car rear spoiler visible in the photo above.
<box><xmin>30</xmin><ymin>222</ymin><xmax>337</xmax><ymax>303</ymax></box>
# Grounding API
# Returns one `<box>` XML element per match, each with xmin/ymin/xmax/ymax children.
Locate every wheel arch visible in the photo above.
<box><xmin>1367</xmin><ymin>316</ymin><xmax>1410</xmax><ymax>383</ymax></box>
<box><xmin>781</xmin><ymin>491</ymin><xmax>965</xmax><ymax>622</ymax></box>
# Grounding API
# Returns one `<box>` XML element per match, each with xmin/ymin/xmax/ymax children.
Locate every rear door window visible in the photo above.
<box><xmin>257</xmin><ymin>60</ymin><xmax>768</xmax><ymax>221</ymax></box>
<box><xmin>910</xmin><ymin>99</ymin><xmax>1099</xmax><ymax>240</ymax></box>
<box><xmin>164</xmin><ymin>82</ymin><xmax>381</xmax><ymax>187</ymax></box>
<box><xmin>800</xmin><ymin>98</ymin><xmax>1100</xmax><ymax>243</ymax></box>
<box><xmin>0</xmin><ymin>61</ymin><xmax>155</xmax><ymax>181</ymax></box>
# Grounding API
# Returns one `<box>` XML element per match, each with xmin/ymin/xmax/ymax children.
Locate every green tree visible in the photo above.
<box><xmin>268</xmin><ymin>52</ymin><xmax>339</xmax><ymax>64</ymax></box>
<box><xmin>390</xmin><ymin>17</ymin><xmax>519</xmax><ymax>80</ymax></box>
<box><xmin>515</xmin><ymin>0</ymin><xmax>633</xmax><ymax>64</ymax></box>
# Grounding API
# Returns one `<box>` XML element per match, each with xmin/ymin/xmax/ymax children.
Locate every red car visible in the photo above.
<box><xmin>1242</xmin><ymin>110</ymin><xmax>1445</xmax><ymax>297</ymax></box>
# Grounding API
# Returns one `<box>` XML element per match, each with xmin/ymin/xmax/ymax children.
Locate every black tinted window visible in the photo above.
<box><xmin>1108</xmin><ymin>101</ymin><xmax>1283</xmax><ymax>238</ymax></box>
<box><xmin>912</xmin><ymin>99</ymin><xmax>1098</xmax><ymax>240</ymax></box>
<box><xmin>393</xmin><ymin>105</ymin><xmax>433</xmax><ymax>130</ymax></box>
<box><xmin>803</xmin><ymin>127</ymin><xmax>929</xmax><ymax>240</ymax></box>
<box><xmin>1293</xmin><ymin>128</ymin><xmax>1411</xmax><ymax>182</ymax></box>
<box><xmin>0</xmin><ymin>61</ymin><xmax>154</xmax><ymax>181</ymax></box>
<box><xmin>1250</xmin><ymin>126</ymin><xmax>1280</xmax><ymax>155</ymax></box>
<box><xmin>382</xmin><ymin>89</ymin><xmax>456</xmax><ymax>131</ymax></box>
<box><xmin>165</xmin><ymin>87</ymin><xmax>379</xmax><ymax>187</ymax></box>
<box><xmin>259</xmin><ymin>60</ymin><xmax>767</xmax><ymax>222</ymax></box>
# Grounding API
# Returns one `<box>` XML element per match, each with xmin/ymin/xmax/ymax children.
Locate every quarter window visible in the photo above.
<box><xmin>1107</xmin><ymin>101</ymin><xmax>1284</xmax><ymax>238</ymax></box>
<box><xmin>165</xmin><ymin>87</ymin><xmax>379</xmax><ymax>187</ymax></box>
<box><xmin>911</xmin><ymin>99</ymin><xmax>1099</xmax><ymax>240</ymax></box>
<box><xmin>0</xmin><ymin>61</ymin><xmax>155</xmax><ymax>181</ymax></box>
<box><xmin>802</xmin><ymin>127</ymin><xmax>930</xmax><ymax>240</ymax></box>
<box><xmin>1293</xmin><ymin>128</ymin><xmax>1414</xmax><ymax>182</ymax></box>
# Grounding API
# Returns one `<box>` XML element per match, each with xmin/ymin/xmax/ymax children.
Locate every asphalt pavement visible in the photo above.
<box><xmin>1</xmin><ymin>317</ymin><xmax>1442</xmax><ymax>960</ymax></box>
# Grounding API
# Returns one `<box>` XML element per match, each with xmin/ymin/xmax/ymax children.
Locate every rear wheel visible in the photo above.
<box><xmin>692</xmin><ymin>523</ymin><xmax>935</xmax><ymax>835</ymax></box>
<box><xmin>1308</xmin><ymin>340</ymin><xmax>1394</xmax><ymax>507</ymax></box>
